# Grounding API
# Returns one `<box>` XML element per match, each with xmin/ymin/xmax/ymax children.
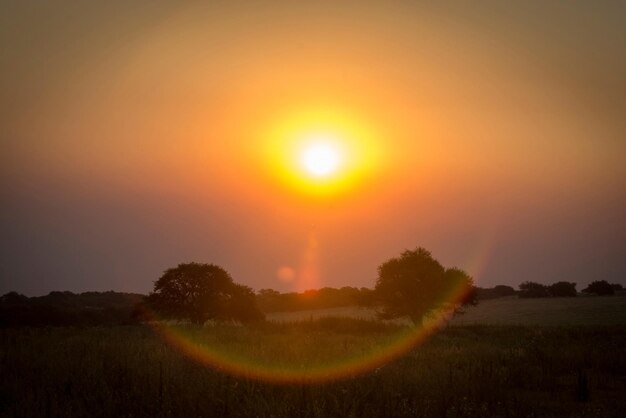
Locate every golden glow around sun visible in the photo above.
<box><xmin>261</xmin><ymin>106</ymin><xmax>384</xmax><ymax>196</ymax></box>
<box><xmin>299</xmin><ymin>137</ymin><xmax>342</xmax><ymax>177</ymax></box>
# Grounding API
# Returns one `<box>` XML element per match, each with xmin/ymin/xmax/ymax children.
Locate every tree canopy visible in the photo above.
<box><xmin>518</xmin><ymin>281</ymin><xmax>550</xmax><ymax>298</ymax></box>
<box><xmin>0</xmin><ymin>291</ymin><xmax>143</xmax><ymax>327</ymax></box>
<box><xmin>582</xmin><ymin>280</ymin><xmax>615</xmax><ymax>296</ymax></box>
<box><xmin>255</xmin><ymin>286</ymin><xmax>372</xmax><ymax>313</ymax></box>
<box><xmin>145</xmin><ymin>262</ymin><xmax>264</xmax><ymax>324</ymax></box>
<box><xmin>374</xmin><ymin>247</ymin><xmax>476</xmax><ymax>324</ymax></box>
<box><xmin>548</xmin><ymin>281</ymin><xmax>577</xmax><ymax>297</ymax></box>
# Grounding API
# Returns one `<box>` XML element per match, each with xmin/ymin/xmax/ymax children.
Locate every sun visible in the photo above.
<box><xmin>300</xmin><ymin>137</ymin><xmax>342</xmax><ymax>177</ymax></box>
<box><xmin>260</xmin><ymin>106</ymin><xmax>384</xmax><ymax>195</ymax></box>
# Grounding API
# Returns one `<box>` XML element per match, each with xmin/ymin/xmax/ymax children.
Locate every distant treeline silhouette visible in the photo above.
<box><xmin>474</xmin><ymin>285</ymin><xmax>517</xmax><ymax>300</ymax></box>
<box><xmin>0</xmin><ymin>287</ymin><xmax>378</xmax><ymax>328</ymax></box>
<box><xmin>256</xmin><ymin>287</ymin><xmax>376</xmax><ymax>313</ymax></box>
<box><xmin>0</xmin><ymin>291</ymin><xmax>143</xmax><ymax>327</ymax></box>
<box><xmin>2</xmin><ymin>280</ymin><xmax>623</xmax><ymax>327</ymax></box>
<box><xmin>518</xmin><ymin>280</ymin><xmax>623</xmax><ymax>298</ymax></box>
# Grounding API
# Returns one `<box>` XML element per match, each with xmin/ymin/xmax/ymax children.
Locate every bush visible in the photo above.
<box><xmin>582</xmin><ymin>280</ymin><xmax>615</xmax><ymax>296</ymax></box>
<box><xmin>549</xmin><ymin>281</ymin><xmax>577</xmax><ymax>297</ymax></box>
<box><xmin>518</xmin><ymin>282</ymin><xmax>550</xmax><ymax>298</ymax></box>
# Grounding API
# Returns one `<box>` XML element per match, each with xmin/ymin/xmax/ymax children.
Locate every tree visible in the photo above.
<box><xmin>355</xmin><ymin>287</ymin><xmax>376</xmax><ymax>308</ymax></box>
<box><xmin>582</xmin><ymin>280</ymin><xmax>614</xmax><ymax>296</ymax></box>
<box><xmin>474</xmin><ymin>285</ymin><xmax>517</xmax><ymax>300</ymax></box>
<box><xmin>145</xmin><ymin>262</ymin><xmax>264</xmax><ymax>324</ymax></box>
<box><xmin>548</xmin><ymin>281</ymin><xmax>577</xmax><ymax>297</ymax></box>
<box><xmin>518</xmin><ymin>281</ymin><xmax>550</xmax><ymax>298</ymax></box>
<box><xmin>0</xmin><ymin>291</ymin><xmax>28</xmax><ymax>305</ymax></box>
<box><xmin>374</xmin><ymin>247</ymin><xmax>475</xmax><ymax>325</ymax></box>
<box><xmin>493</xmin><ymin>285</ymin><xmax>517</xmax><ymax>297</ymax></box>
<box><xmin>444</xmin><ymin>267</ymin><xmax>478</xmax><ymax>307</ymax></box>
<box><xmin>223</xmin><ymin>284</ymin><xmax>265</xmax><ymax>323</ymax></box>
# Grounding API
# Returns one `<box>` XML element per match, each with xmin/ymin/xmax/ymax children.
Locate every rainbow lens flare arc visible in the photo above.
<box><xmin>143</xmin><ymin>280</ymin><xmax>473</xmax><ymax>384</ymax></box>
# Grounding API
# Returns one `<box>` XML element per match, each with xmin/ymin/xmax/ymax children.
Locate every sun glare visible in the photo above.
<box><xmin>300</xmin><ymin>138</ymin><xmax>342</xmax><ymax>177</ymax></box>
<box><xmin>261</xmin><ymin>107</ymin><xmax>383</xmax><ymax>196</ymax></box>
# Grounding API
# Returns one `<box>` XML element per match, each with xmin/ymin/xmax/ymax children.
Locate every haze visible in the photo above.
<box><xmin>1</xmin><ymin>1</ymin><xmax>625</xmax><ymax>296</ymax></box>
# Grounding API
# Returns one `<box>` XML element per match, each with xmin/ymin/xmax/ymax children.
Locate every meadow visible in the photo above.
<box><xmin>267</xmin><ymin>295</ymin><xmax>626</xmax><ymax>326</ymax></box>
<box><xmin>1</xmin><ymin>297</ymin><xmax>625</xmax><ymax>417</ymax></box>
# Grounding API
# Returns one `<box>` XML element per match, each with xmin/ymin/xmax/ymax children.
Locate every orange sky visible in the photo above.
<box><xmin>1</xmin><ymin>1</ymin><xmax>625</xmax><ymax>295</ymax></box>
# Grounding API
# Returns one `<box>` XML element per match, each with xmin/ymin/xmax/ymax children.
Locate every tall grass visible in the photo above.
<box><xmin>1</xmin><ymin>322</ymin><xmax>625</xmax><ymax>417</ymax></box>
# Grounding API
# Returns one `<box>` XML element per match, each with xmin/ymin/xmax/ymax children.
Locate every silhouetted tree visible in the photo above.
<box><xmin>1</xmin><ymin>291</ymin><xmax>143</xmax><ymax>327</ymax></box>
<box><xmin>146</xmin><ymin>262</ymin><xmax>264</xmax><ymax>324</ymax></box>
<box><xmin>223</xmin><ymin>284</ymin><xmax>264</xmax><ymax>323</ymax></box>
<box><xmin>0</xmin><ymin>292</ymin><xmax>28</xmax><ymax>305</ymax></box>
<box><xmin>518</xmin><ymin>281</ymin><xmax>550</xmax><ymax>298</ymax></box>
<box><xmin>610</xmin><ymin>283</ymin><xmax>624</xmax><ymax>292</ymax></box>
<box><xmin>444</xmin><ymin>267</ymin><xmax>478</xmax><ymax>307</ymax></box>
<box><xmin>548</xmin><ymin>281</ymin><xmax>577</xmax><ymax>297</ymax></box>
<box><xmin>474</xmin><ymin>285</ymin><xmax>517</xmax><ymax>300</ymax></box>
<box><xmin>493</xmin><ymin>285</ymin><xmax>517</xmax><ymax>297</ymax></box>
<box><xmin>255</xmin><ymin>287</ymin><xmax>374</xmax><ymax>312</ymax></box>
<box><xmin>582</xmin><ymin>280</ymin><xmax>615</xmax><ymax>296</ymax></box>
<box><xmin>355</xmin><ymin>287</ymin><xmax>376</xmax><ymax>308</ymax></box>
<box><xmin>374</xmin><ymin>247</ymin><xmax>475</xmax><ymax>324</ymax></box>
<box><xmin>256</xmin><ymin>289</ymin><xmax>282</xmax><ymax>312</ymax></box>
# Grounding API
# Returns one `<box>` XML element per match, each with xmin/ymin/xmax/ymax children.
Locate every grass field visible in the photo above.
<box><xmin>1</xmin><ymin>296</ymin><xmax>625</xmax><ymax>417</ymax></box>
<box><xmin>452</xmin><ymin>295</ymin><xmax>626</xmax><ymax>326</ymax></box>
<box><xmin>267</xmin><ymin>295</ymin><xmax>626</xmax><ymax>326</ymax></box>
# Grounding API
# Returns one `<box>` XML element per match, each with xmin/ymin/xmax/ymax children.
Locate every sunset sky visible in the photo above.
<box><xmin>2</xmin><ymin>1</ymin><xmax>625</xmax><ymax>296</ymax></box>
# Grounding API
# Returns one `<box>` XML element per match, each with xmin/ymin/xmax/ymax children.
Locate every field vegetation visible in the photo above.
<box><xmin>1</xmin><ymin>297</ymin><xmax>625</xmax><ymax>417</ymax></box>
<box><xmin>268</xmin><ymin>295</ymin><xmax>626</xmax><ymax>327</ymax></box>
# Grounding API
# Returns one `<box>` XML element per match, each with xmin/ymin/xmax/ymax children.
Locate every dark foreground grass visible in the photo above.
<box><xmin>1</xmin><ymin>322</ymin><xmax>625</xmax><ymax>417</ymax></box>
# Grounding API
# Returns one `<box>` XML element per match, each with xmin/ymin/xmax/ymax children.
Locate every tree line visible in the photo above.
<box><xmin>517</xmin><ymin>280</ymin><xmax>623</xmax><ymax>298</ymax></box>
<box><xmin>0</xmin><ymin>291</ymin><xmax>143</xmax><ymax>327</ymax></box>
<box><xmin>1</xmin><ymin>247</ymin><xmax>476</xmax><ymax>327</ymax></box>
<box><xmin>474</xmin><ymin>280</ymin><xmax>623</xmax><ymax>299</ymax></box>
<box><xmin>2</xmin><ymin>247</ymin><xmax>623</xmax><ymax>327</ymax></box>
<box><xmin>256</xmin><ymin>287</ymin><xmax>376</xmax><ymax>313</ymax></box>
<box><xmin>140</xmin><ymin>247</ymin><xmax>477</xmax><ymax>325</ymax></box>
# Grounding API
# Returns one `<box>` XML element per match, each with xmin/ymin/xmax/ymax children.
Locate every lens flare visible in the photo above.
<box><xmin>294</xmin><ymin>231</ymin><xmax>320</xmax><ymax>291</ymax></box>
<box><xmin>276</xmin><ymin>266</ymin><xmax>296</xmax><ymax>282</ymax></box>
<box><xmin>142</xmin><ymin>277</ymin><xmax>475</xmax><ymax>384</ymax></box>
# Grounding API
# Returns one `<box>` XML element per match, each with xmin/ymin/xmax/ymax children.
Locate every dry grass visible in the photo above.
<box><xmin>267</xmin><ymin>295</ymin><xmax>626</xmax><ymax>326</ymax></box>
<box><xmin>1</xmin><ymin>324</ymin><xmax>625</xmax><ymax>417</ymax></box>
